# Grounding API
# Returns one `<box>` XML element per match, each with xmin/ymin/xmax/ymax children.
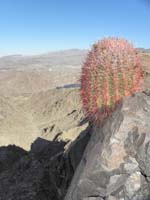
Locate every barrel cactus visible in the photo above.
<box><xmin>80</xmin><ymin>37</ymin><xmax>143</xmax><ymax>125</ymax></box>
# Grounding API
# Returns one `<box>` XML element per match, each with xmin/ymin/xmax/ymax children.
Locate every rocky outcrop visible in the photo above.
<box><xmin>65</xmin><ymin>91</ymin><xmax>150</xmax><ymax>200</ymax></box>
<box><xmin>0</xmin><ymin>91</ymin><xmax>150</xmax><ymax>200</ymax></box>
<box><xmin>0</xmin><ymin>126</ymin><xmax>91</xmax><ymax>200</ymax></box>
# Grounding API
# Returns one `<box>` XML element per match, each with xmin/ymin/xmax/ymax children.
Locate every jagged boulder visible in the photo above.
<box><xmin>65</xmin><ymin>91</ymin><xmax>150</xmax><ymax>200</ymax></box>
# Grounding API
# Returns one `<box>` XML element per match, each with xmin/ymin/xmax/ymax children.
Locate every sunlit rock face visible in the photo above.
<box><xmin>65</xmin><ymin>91</ymin><xmax>150</xmax><ymax>200</ymax></box>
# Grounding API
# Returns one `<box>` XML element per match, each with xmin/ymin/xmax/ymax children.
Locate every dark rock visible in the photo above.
<box><xmin>67</xmin><ymin>126</ymin><xmax>92</xmax><ymax>171</ymax></box>
<box><xmin>143</xmin><ymin>89</ymin><xmax>150</xmax><ymax>96</ymax></box>
<box><xmin>0</xmin><ymin>145</ymin><xmax>27</xmax><ymax>173</ymax></box>
<box><xmin>30</xmin><ymin>137</ymin><xmax>66</xmax><ymax>161</ymax></box>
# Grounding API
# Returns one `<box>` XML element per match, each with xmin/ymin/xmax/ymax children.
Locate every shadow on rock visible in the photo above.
<box><xmin>0</xmin><ymin>125</ymin><xmax>92</xmax><ymax>200</ymax></box>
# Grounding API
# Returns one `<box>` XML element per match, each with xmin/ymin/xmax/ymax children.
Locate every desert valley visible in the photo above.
<box><xmin>0</xmin><ymin>49</ymin><xmax>149</xmax><ymax>150</ymax></box>
<box><xmin>0</xmin><ymin>48</ymin><xmax>149</xmax><ymax>200</ymax></box>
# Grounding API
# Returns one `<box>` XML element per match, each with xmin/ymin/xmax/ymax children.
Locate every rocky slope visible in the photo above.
<box><xmin>0</xmin><ymin>91</ymin><xmax>149</xmax><ymax>200</ymax></box>
<box><xmin>65</xmin><ymin>91</ymin><xmax>150</xmax><ymax>200</ymax></box>
<box><xmin>0</xmin><ymin>69</ymin><xmax>81</xmax><ymax>96</ymax></box>
<box><xmin>0</xmin><ymin>88</ymin><xmax>88</xmax><ymax>150</ymax></box>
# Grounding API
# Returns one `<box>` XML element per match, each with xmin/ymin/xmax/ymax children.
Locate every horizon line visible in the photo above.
<box><xmin>0</xmin><ymin>47</ymin><xmax>150</xmax><ymax>58</ymax></box>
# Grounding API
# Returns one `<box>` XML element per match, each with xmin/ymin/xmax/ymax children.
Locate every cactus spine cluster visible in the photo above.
<box><xmin>80</xmin><ymin>37</ymin><xmax>143</xmax><ymax>125</ymax></box>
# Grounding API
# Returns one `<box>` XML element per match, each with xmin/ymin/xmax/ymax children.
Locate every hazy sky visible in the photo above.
<box><xmin>0</xmin><ymin>0</ymin><xmax>149</xmax><ymax>55</ymax></box>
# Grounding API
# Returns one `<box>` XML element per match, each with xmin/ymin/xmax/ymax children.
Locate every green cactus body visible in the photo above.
<box><xmin>107</xmin><ymin>68</ymin><xmax>115</xmax><ymax>109</ymax></box>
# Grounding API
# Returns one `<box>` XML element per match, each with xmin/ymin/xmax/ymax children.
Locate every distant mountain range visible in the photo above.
<box><xmin>137</xmin><ymin>48</ymin><xmax>150</xmax><ymax>53</ymax></box>
<box><xmin>0</xmin><ymin>49</ymin><xmax>88</xmax><ymax>71</ymax></box>
<box><xmin>0</xmin><ymin>48</ymin><xmax>150</xmax><ymax>71</ymax></box>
